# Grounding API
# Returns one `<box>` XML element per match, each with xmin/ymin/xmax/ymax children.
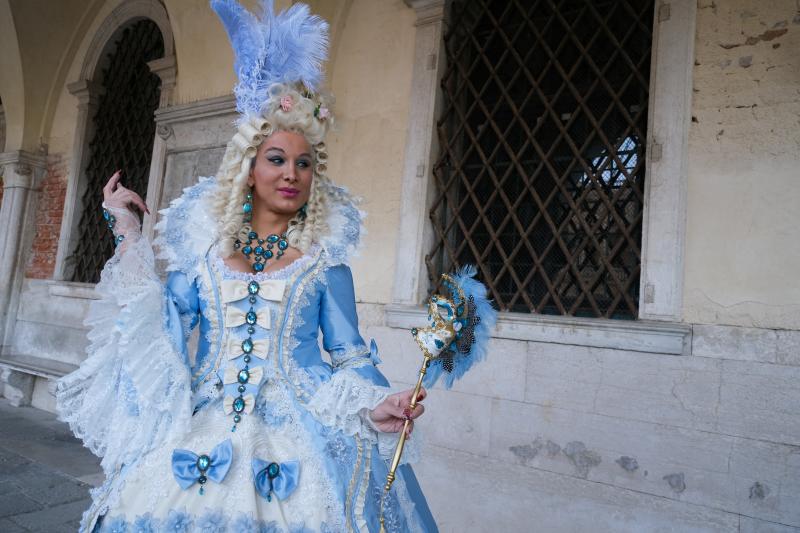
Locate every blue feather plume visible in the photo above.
<box><xmin>210</xmin><ymin>0</ymin><xmax>329</xmax><ymax>116</ymax></box>
<box><xmin>422</xmin><ymin>265</ymin><xmax>497</xmax><ymax>389</ymax></box>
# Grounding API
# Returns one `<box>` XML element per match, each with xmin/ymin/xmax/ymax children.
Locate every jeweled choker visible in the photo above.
<box><xmin>233</xmin><ymin>230</ymin><xmax>288</xmax><ymax>273</ymax></box>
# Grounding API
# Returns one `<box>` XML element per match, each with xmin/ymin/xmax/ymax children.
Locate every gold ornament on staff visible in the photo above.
<box><xmin>379</xmin><ymin>266</ymin><xmax>496</xmax><ymax>532</ymax></box>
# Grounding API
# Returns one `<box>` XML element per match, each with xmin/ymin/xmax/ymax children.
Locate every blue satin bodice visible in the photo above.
<box><xmin>162</xmin><ymin>249</ymin><xmax>387</xmax><ymax>414</ymax></box>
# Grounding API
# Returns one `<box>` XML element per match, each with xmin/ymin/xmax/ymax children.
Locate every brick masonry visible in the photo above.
<box><xmin>25</xmin><ymin>155</ymin><xmax>67</xmax><ymax>280</ymax></box>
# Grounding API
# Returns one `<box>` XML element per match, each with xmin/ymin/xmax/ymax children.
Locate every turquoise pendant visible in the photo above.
<box><xmin>233</xmin><ymin>397</ymin><xmax>245</xmax><ymax>413</ymax></box>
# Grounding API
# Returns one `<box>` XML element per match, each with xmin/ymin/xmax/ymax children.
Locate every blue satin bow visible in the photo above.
<box><xmin>172</xmin><ymin>439</ymin><xmax>233</xmax><ymax>491</ymax></box>
<box><xmin>369</xmin><ymin>338</ymin><xmax>382</xmax><ymax>365</ymax></box>
<box><xmin>252</xmin><ymin>458</ymin><xmax>300</xmax><ymax>502</ymax></box>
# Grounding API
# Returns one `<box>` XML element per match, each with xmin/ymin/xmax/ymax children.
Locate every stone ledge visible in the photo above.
<box><xmin>0</xmin><ymin>352</ymin><xmax>77</xmax><ymax>380</ymax></box>
<box><xmin>155</xmin><ymin>94</ymin><xmax>236</xmax><ymax>125</ymax></box>
<box><xmin>385</xmin><ymin>304</ymin><xmax>692</xmax><ymax>355</ymax></box>
<box><xmin>46</xmin><ymin>281</ymin><xmax>98</xmax><ymax>300</ymax></box>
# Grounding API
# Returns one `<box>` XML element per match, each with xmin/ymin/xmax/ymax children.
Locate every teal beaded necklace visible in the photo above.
<box><xmin>233</xmin><ymin>230</ymin><xmax>289</xmax><ymax>273</ymax></box>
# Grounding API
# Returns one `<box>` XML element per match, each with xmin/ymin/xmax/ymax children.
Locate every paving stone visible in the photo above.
<box><xmin>0</xmin><ymin>481</ymin><xmax>18</xmax><ymax>497</ymax></box>
<box><xmin>20</xmin><ymin>475</ymin><xmax>91</xmax><ymax>507</ymax></box>
<box><xmin>0</xmin><ymin>448</ymin><xmax>32</xmax><ymax>475</ymax></box>
<box><xmin>0</xmin><ymin>491</ymin><xmax>43</xmax><ymax>518</ymax></box>
<box><xmin>8</xmin><ymin>498</ymin><xmax>90</xmax><ymax>531</ymax></box>
<box><xmin>0</xmin><ymin>517</ymin><xmax>28</xmax><ymax>532</ymax></box>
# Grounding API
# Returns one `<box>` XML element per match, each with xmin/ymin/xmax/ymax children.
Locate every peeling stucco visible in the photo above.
<box><xmin>510</xmin><ymin>438</ymin><xmax>543</xmax><ymax>463</ymax></box>
<box><xmin>616</xmin><ymin>456</ymin><xmax>639</xmax><ymax>472</ymax></box>
<box><xmin>563</xmin><ymin>441</ymin><xmax>601</xmax><ymax>479</ymax></box>
<box><xmin>749</xmin><ymin>481</ymin><xmax>770</xmax><ymax>500</ymax></box>
<box><xmin>663</xmin><ymin>473</ymin><xmax>687</xmax><ymax>494</ymax></box>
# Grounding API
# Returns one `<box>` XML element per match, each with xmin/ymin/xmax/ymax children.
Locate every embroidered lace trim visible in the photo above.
<box><xmin>56</xmin><ymin>237</ymin><xmax>192</xmax><ymax>475</ymax></box>
<box><xmin>303</xmin><ymin>368</ymin><xmax>390</xmax><ymax>444</ymax></box>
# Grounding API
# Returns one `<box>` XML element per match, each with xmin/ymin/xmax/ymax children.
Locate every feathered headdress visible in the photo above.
<box><xmin>211</xmin><ymin>0</ymin><xmax>329</xmax><ymax>118</ymax></box>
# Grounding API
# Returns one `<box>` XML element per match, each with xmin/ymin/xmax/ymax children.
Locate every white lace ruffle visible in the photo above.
<box><xmin>56</xmin><ymin>237</ymin><xmax>192</xmax><ymax>475</ymax></box>
<box><xmin>303</xmin><ymin>368</ymin><xmax>389</xmax><ymax>443</ymax></box>
<box><xmin>153</xmin><ymin>177</ymin><xmax>218</xmax><ymax>283</ymax></box>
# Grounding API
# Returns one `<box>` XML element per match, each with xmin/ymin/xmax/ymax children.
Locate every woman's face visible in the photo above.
<box><xmin>248</xmin><ymin>130</ymin><xmax>313</xmax><ymax>217</ymax></box>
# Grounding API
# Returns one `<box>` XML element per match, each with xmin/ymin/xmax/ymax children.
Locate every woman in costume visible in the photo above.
<box><xmin>56</xmin><ymin>1</ymin><xmax>438</xmax><ymax>531</ymax></box>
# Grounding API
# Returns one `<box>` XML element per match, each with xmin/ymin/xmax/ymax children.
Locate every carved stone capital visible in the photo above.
<box><xmin>67</xmin><ymin>79</ymin><xmax>104</xmax><ymax>106</ymax></box>
<box><xmin>147</xmin><ymin>55</ymin><xmax>177</xmax><ymax>88</ymax></box>
<box><xmin>403</xmin><ymin>0</ymin><xmax>445</xmax><ymax>25</ymax></box>
<box><xmin>0</xmin><ymin>150</ymin><xmax>48</xmax><ymax>189</ymax></box>
<box><xmin>156</xmin><ymin>124</ymin><xmax>174</xmax><ymax>140</ymax></box>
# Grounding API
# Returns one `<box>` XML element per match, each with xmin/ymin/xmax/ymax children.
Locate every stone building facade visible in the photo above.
<box><xmin>0</xmin><ymin>0</ymin><xmax>798</xmax><ymax>531</ymax></box>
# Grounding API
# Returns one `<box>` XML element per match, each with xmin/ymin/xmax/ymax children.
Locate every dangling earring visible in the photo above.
<box><xmin>243</xmin><ymin>187</ymin><xmax>253</xmax><ymax>222</ymax></box>
<box><xmin>298</xmin><ymin>202</ymin><xmax>308</xmax><ymax>219</ymax></box>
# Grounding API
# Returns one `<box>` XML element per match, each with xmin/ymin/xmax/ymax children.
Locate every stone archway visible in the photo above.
<box><xmin>0</xmin><ymin>0</ymin><xmax>25</xmax><ymax>153</ymax></box>
<box><xmin>55</xmin><ymin>0</ymin><xmax>177</xmax><ymax>281</ymax></box>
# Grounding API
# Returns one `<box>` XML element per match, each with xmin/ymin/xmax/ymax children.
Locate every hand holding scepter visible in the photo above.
<box><xmin>380</xmin><ymin>266</ymin><xmax>496</xmax><ymax>531</ymax></box>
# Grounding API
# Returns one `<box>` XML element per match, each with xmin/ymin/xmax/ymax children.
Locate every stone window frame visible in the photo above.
<box><xmin>54</xmin><ymin>0</ymin><xmax>176</xmax><ymax>282</ymax></box>
<box><xmin>389</xmin><ymin>0</ymin><xmax>696</xmax><ymax>355</ymax></box>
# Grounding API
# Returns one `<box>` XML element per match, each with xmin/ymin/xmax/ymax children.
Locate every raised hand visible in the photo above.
<box><xmin>101</xmin><ymin>170</ymin><xmax>149</xmax><ymax>247</ymax></box>
<box><xmin>102</xmin><ymin>170</ymin><xmax>149</xmax><ymax>214</ymax></box>
<box><xmin>369</xmin><ymin>387</ymin><xmax>427</xmax><ymax>436</ymax></box>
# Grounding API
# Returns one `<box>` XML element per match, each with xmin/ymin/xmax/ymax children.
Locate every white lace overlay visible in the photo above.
<box><xmin>56</xmin><ymin>237</ymin><xmax>192</xmax><ymax>475</ymax></box>
<box><xmin>303</xmin><ymin>368</ymin><xmax>389</xmax><ymax>444</ymax></box>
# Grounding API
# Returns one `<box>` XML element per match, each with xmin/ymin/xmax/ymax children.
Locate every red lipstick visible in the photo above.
<box><xmin>278</xmin><ymin>187</ymin><xmax>300</xmax><ymax>198</ymax></box>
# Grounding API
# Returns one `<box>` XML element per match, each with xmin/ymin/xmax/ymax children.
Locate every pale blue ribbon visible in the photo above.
<box><xmin>252</xmin><ymin>457</ymin><xmax>300</xmax><ymax>501</ymax></box>
<box><xmin>369</xmin><ymin>338</ymin><xmax>382</xmax><ymax>365</ymax></box>
<box><xmin>172</xmin><ymin>439</ymin><xmax>233</xmax><ymax>490</ymax></box>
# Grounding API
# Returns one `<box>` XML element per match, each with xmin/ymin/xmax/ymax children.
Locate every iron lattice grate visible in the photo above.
<box><xmin>428</xmin><ymin>0</ymin><xmax>654</xmax><ymax>319</ymax></box>
<box><xmin>70</xmin><ymin>20</ymin><xmax>164</xmax><ymax>283</ymax></box>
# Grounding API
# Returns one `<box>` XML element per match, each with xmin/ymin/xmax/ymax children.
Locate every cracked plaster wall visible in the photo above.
<box><xmin>684</xmin><ymin>0</ymin><xmax>800</xmax><ymax>329</ymax></box>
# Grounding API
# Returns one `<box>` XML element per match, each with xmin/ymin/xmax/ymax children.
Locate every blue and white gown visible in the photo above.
<box><xmin>56</xmin><ymin>178</ymin><xmax>437</xmax><ymax>533</ymax></box>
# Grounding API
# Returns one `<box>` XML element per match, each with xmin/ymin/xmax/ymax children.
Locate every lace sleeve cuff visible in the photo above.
<box><xmin>303</xmin><ymin>368</ymin><xmax>390</xmax><ymax>442</ymax></box>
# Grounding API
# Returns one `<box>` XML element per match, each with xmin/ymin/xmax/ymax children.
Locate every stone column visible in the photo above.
<box><xmin>142</xmin><ymin>54</ymin><xmax>177</xmax><ymax>240</ymax></box>
<box><xmin>0</xmin><ymin>150</ymin><xmax>47</xmax><ymax>350</ymax></box>
<box><xmin>54</xmin><ymin>79</ymin><xmax>103</xmax><ymax>281</ymax></box>
<box><xmin>392</xmin><ymin>0</ymin><xmax>447</xmax><ymax>305</ymax></box>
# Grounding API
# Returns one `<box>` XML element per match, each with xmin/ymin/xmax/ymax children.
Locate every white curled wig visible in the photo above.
<box><xmin>211</xmin><ymin>82</ymin><xmax>354</xmax><ymax>258</ymax></box>
<box><xmin>209</xmin><ymin>0</ymin><xmax>358</xmax><ymax>259</ymax></box>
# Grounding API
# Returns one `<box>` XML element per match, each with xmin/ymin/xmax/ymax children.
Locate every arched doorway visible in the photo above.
<box><xmin>67</xmin><ymin>19</ymin><xmax>164</xmax><ymax>283</ymax></box>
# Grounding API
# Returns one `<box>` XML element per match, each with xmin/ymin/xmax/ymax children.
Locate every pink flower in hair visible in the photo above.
<box><xmin>317</xmin><ymin>106</ymin><xmax>330</xmax><ymax>120</ymax></box>
<box><xmin>279</xmin><ymin>95</ymin><xmax>293</xmax><ymax>112</ymax></box>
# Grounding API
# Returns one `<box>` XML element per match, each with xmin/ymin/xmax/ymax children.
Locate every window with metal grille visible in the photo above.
<box><xmin>69</xmin><ymin>19</ymin><xmax>164</xmax><ymax>283</ymax></box>
<box><xmin>429</xmin><ymin>0</ymin><xmax>654</xmax><ymax>319</ymax></box>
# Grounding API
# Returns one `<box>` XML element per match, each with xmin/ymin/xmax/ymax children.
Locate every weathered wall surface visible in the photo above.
<box><xmin>684</xmin><ymin>0</ymin><xmax>800</xmax><ymax>329</ymax></box>
<box><xmin>2</xmin><ymin>1</ymin><xmax>800</xmax><ymax>532</ymax></box>
<box><xmin>325</xmin><ymin>0</ymin><xmax>416</xmax><ymax>304</ymax></box>
<box><xmin>371</xmin><ymin>321</ymin><xmax>800</xmax><ymax>532</ymax></box>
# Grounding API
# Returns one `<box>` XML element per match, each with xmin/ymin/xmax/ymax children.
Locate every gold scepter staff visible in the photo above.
<box><xmin>379</xmin><ymin>267</ymin><xmax>496</xmax><ymax>532</ymax></box>
<box><xmin>383</xmin><ymin>353</ymin><xmax>431</xmax><ymax>493</ymax></box>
